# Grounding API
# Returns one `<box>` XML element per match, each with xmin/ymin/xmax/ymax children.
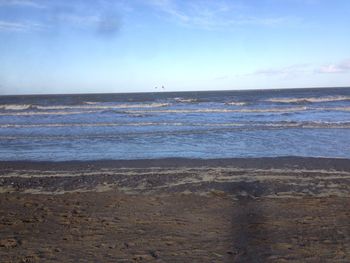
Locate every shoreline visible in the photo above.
<box><xmin>1</xmin><ymin>156</ymin><xmax>350</xmax><ymax>197</ymax></box>
<box><xmin>2</xmin><ymin>156</ymin><xmax>350</xmax><ymax>171</ymax></box>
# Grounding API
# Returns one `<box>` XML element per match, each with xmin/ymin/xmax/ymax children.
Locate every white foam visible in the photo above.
<box><xmin>225</xmin><ymin>102</ymin><xmax>247</xmax><ymax>106</ymax></box>
<box><xmin>0</xmin><ymin>110</ymin><xmax>99</xmax><ymax>116</ymax></box>
<box><xmin>0</xmin><ymin>104</ymin><xmax>33</xmax><ymax>110</ymax></box>
<box><xmin>174</xmin><ymin>98</ymin><xmax>200</xmax><ymax>103</ymax></box>
<box><xmin>124</xmin><ymin>107</ymin><xmax>309</xmax><ymax>114</ymax></box>
<box><xmin>1</xmin><ymin>121</ymin><xmax>349</xmax><ymax>129</ymax></box>
<box><xmin>0</xmin><ymin>103</ymin><xmax>170</xmax><ymax>111</ymax></box>
<box><xmin>266</xmin><ymin>96</ymin><xmax>350</xmax><ymax>104</ymax></box>
<box><xmin>1</xmin><ymin>105</ymin><xmax>349</xmax><ymax>117</ymax></box>
<box><xmin>35</xmin><ymin>103</ymin><xmax>170</xmax><ymax>110</ymax></box>
<box><xmin>0</xmin><ymin>122</ymin><xmax>178</xmax><ymax>128</ymax></box>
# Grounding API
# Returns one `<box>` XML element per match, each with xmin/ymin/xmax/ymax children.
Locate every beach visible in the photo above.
<box><xmin>1</xmin><ymin>157</ymin><xmax>350</xmax><ymax>262</ymax></box>
<box><xmin>1</xmin><ymin>0</ymin><xmax>350</xmax><ymax>261</ymax></box>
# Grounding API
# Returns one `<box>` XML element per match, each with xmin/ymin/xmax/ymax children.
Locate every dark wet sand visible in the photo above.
<box><xmin>1</xmin><ymin>157</ymin><xmax>350</xmax><ymax>262</ymax></box>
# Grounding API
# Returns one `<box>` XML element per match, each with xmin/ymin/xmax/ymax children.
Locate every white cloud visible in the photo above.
<box><xmin>246</xmin><ymin>60</ymin><xmax>350</xmax><ymax>78</ymax></box>
<box><xmin>146</xmin><ymin>0</ymin><xmax>300</xmax><ymax>30</ymax></box>
<box><xmin>0</xmin><ymin>0</ymin><xmax>45</xmax><ymax>9</ymax></box>
<box><xmin>318</xmin><ymin>59</ymin><xmax>350</xmax><ymax>74</ymax></box>
<box><xmin>0</xmin><ymin>1</ymin><xmax>127</xmax><ymax>35</ymax></box>
<box><xmin>0</xmin><ymin>20</ymin><xmax>46</xmax><ymax>32</ymax></box>
<box><xmin>251</xmin><ymin>64</ymin><xmax>311</xmax><ymax>77</ymax></box>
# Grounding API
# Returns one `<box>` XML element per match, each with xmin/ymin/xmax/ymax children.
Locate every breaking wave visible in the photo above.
<box><xmin>35</xmin><ymin>103</ymin><xmax>170</xmax><ymax>110</ymax></box>
<box><xmin>0</xmin><ymin>104</ymin><xmax>34</xmax><ymax>110</ymax></box>
<box><xmin>1</xmin><ymin>106</ymin><xmax>350</xmax><ymax>116</ymax></box>
<box><xmin>0</xmin><ymin>110</ymin><xmax>100</xmax><ymax>116</ymax></box>
<box><xmin>266</xmin><ymin>96</ymin><xmax>350</xmax><ymax>104</ymax></box>
<box><xmin>1</xmin><ymin>121</ymin><xmax>350</xmax><ymax>129</ymax></box>
<box><xmin>0</xmin><ymin>122</ymin><xmax>184</xmax><ymax>128</ymax></box>
<box><xmin>225</xmin><ymin>101</ymin><xmax>248</xmax><ymax>106</ymax></box>
<box><xmin>125</xmin><ymin>107</ymin><xmax>310</xmax><ymax>114</ymax></box>
<box><xmin>0</xmin><ymin>103</ymin><xmax>170</xmax><ymax>111</ymax></box>
<box><xmin>173</xmin><ymin>98</ymin><xmax>202</xmax><ymax>103</ymax></box>
<box><xmin>83</xmin><ymin>101</ymin><xmax>98</xmax><ymax>105</ymax></box>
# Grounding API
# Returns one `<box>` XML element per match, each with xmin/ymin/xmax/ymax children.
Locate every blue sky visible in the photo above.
<box><xmin>0</xmin><ymin>0</ymin><xmax>350</xmax><ymax>94</ymax></box>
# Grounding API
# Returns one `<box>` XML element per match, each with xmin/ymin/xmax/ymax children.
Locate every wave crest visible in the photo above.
<box><xmin>173</xmin><ymin>98</ymin><xmax>201</xmax><ymax>103</ymax></box>
<box><xmin>0</xmin><ymin>104</ymin><xmax>33</xmax><ymax>110</ymax></box>
<box><xmin>225</xmin><ymin>101</ymin><xmax>247</xmax><ymax>106</ymax></box>
<box><xmin>1</xmin><ymin>121</ymin><xmax>350</xmax><ymax>129</ymax></box>
<box><xmin>0</xmin><ymin>103</ymin><xmax>170</xmax><ymax>111</ymax></box>
<box><xmin>1</xmin><ymin>106</ymin><xmax>350</xmax><ymax>116</ymax></box>
<box><xmin>266</xmin><ymin>96</ymin><xmax>350</xmax><ymax>104</ymax></box>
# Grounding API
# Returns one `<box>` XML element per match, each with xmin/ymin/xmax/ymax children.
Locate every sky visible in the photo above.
<box><xmin>0</xmin><ymin>0</ymin><xmax>350</xmax><ymax>95</ymax></box>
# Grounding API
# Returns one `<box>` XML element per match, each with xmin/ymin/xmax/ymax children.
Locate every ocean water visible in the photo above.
<box><xmin>0</xmin><ymin>88</ymin><xmax>349</xmax><ymax>161</ymax></box>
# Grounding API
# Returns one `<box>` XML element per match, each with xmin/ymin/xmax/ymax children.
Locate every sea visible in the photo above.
<box><xmin>0</xmin><ymin>87</ymin><xmax>349</xmax><ymax>161</ymax></box>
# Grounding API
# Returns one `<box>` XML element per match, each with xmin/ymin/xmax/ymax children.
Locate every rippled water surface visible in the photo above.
<box><xmin>0</xmin><ymin>88</ymin><xmax>349</xmax><ymax>160</ymax></box>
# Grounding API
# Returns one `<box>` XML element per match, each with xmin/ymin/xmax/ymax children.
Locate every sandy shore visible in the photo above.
<box><xmin>0</xmin><ymin>157</ymin><xmax>350</xmax><ymax>262</ymax></box>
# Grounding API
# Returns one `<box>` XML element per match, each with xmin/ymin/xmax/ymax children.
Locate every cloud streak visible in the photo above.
<box><xmin>147</xmin><ymin>0</ymin><xmax>300</xmax><ymax>30</ymax></box>
<box><xmin>317</xmin><ymin>59</ymin><xmax>350</xmax><ymax>74</ymax></box>
<box><xmin>247</xmin><ymin>59</ymin><xmax>350</xmax><ymax>78</ymax></box>
<box><xmin>0</xmin><ymin>20</ymin><xmax>46</xmax><ymax>32</ymax></box>
<box><xmin>0</xmin><ymin>0</ymin><xmax>300</xmax><ymax>35</ymax></box>
<box><xmin>0</xmin><ymin>1</ymin><xmax>126</xmax><ymax>36</ymax></box>
<box><xmin>250</xmin><ymin>64</ymin><xmax>311</xmax><ymax>77</ymax></box>
<box><xmin>0</xmin><ymin>0</ymin><xmax>46</xmax><ymax>9</ymax></box>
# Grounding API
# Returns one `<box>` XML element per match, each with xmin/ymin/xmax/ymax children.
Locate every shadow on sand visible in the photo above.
<box><xmin>229</xmin><ymin>181</ymin><xmax>272</xmax><ymax>263</ymax></box>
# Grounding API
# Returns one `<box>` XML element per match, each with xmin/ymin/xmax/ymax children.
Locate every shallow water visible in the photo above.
<box><xmin>0</xmin><ymin>88</ymin><xmax>349</xmax><ymax>161</ymax></box>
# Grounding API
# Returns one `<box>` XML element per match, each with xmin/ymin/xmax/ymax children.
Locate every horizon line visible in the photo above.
<box><xmin>1</xmin><ymin>86</ymin><xmax>350</xmax><ymax>97</ymax></box>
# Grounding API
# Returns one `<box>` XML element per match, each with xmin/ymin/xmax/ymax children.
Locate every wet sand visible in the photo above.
<box><xmin>1</xmin><ymin>157</ymin><xmax>350</xmax><ymax>262</ymax></box>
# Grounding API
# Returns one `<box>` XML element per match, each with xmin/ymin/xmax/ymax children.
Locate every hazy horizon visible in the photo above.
<box><xmin>1</xmin><ymin>86</ymin><xmax>350</xmax><ymax>97</ymax></box>
<box><xmin>1</xmin><ymin>0</ymin><xmax>350</xmax><ymax>95</ymax></box>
